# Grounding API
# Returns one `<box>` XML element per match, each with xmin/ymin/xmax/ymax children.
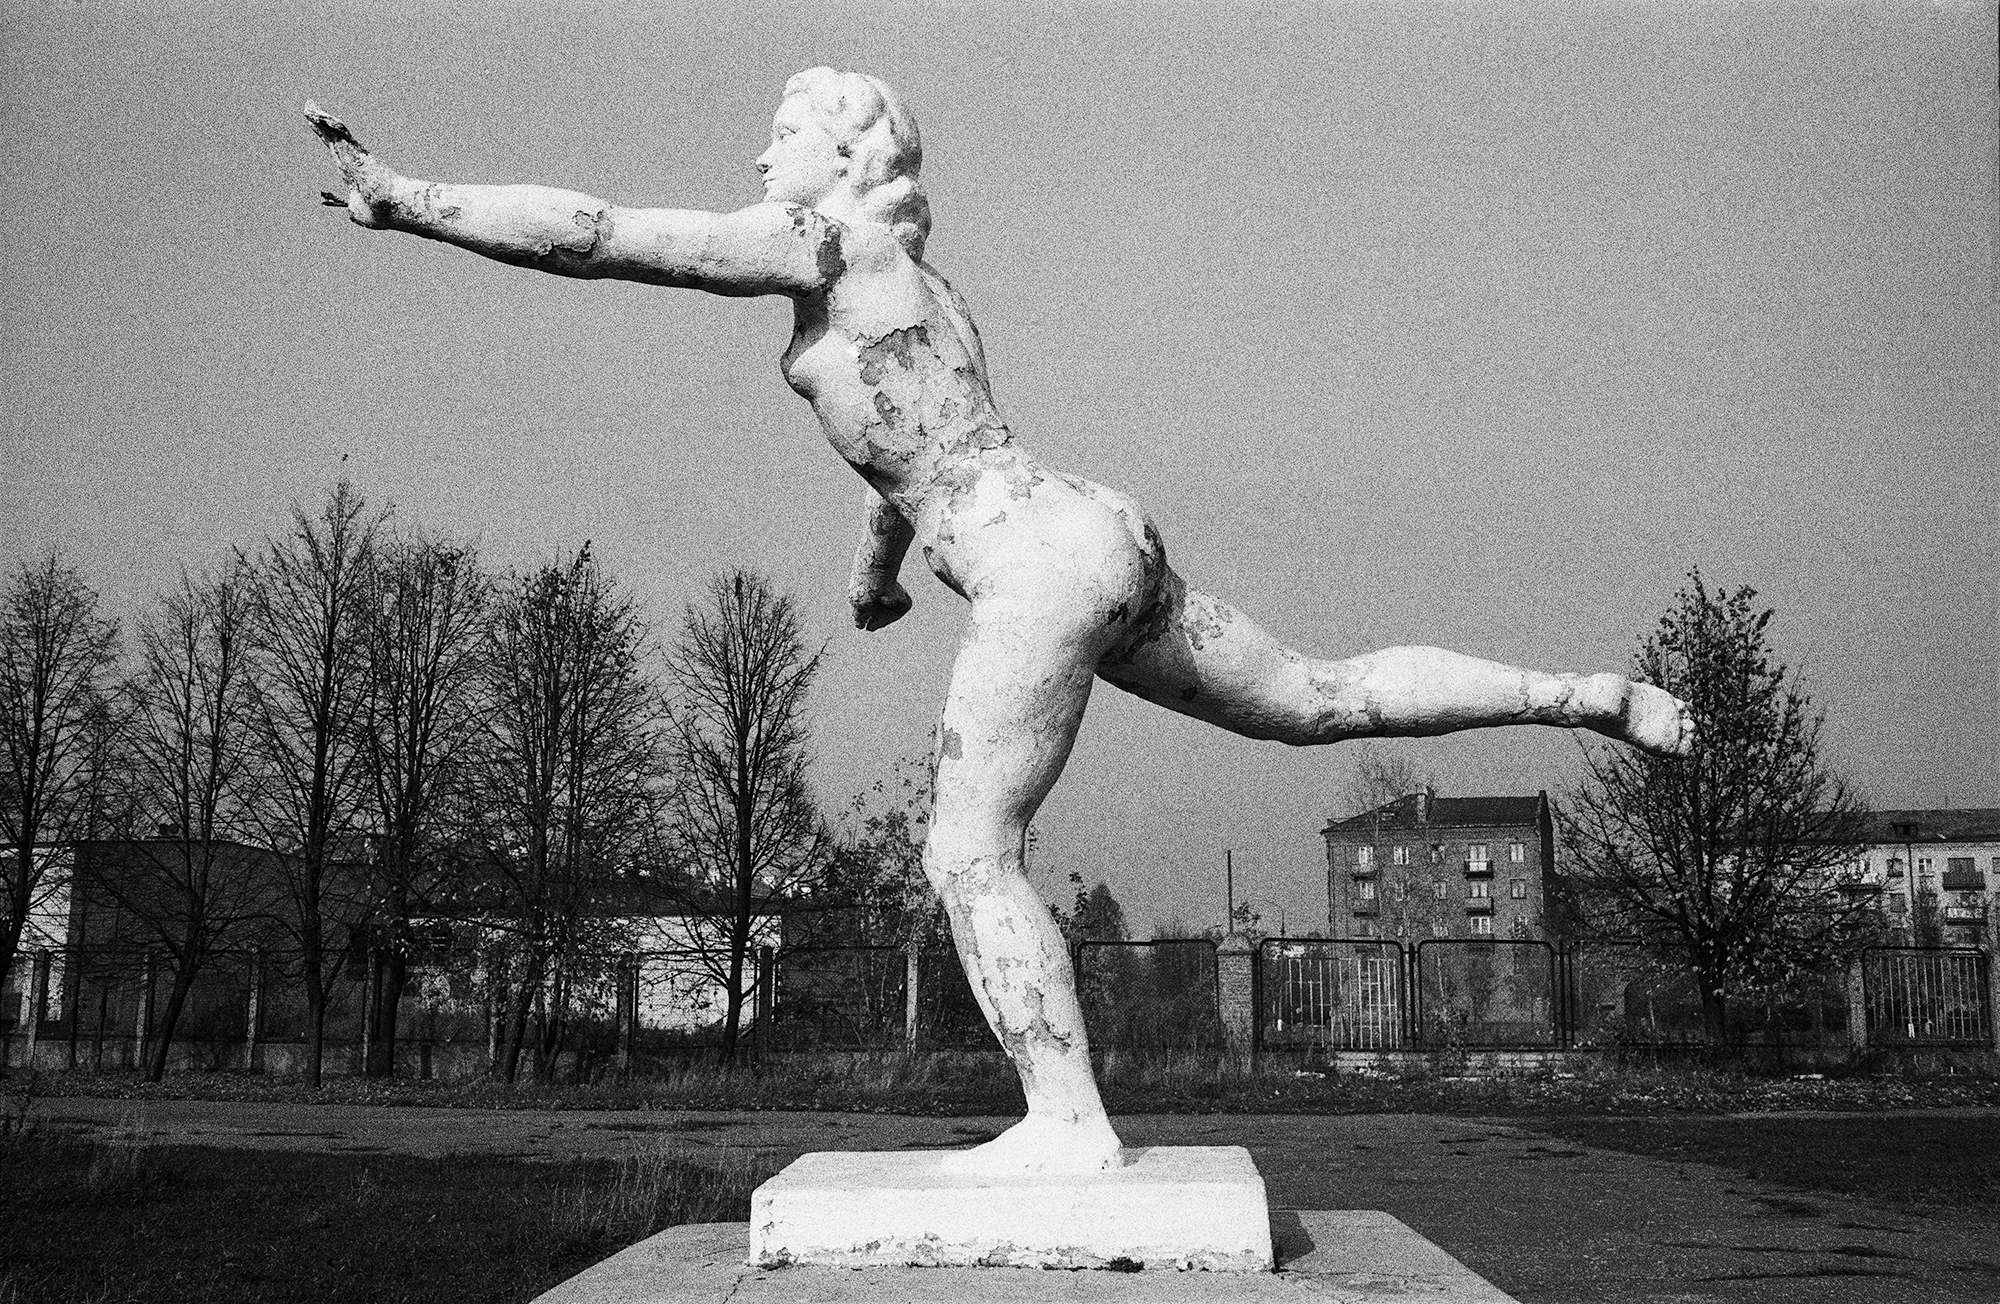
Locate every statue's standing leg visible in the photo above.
<box><xmin>924</xmin><ymin>597</ymin><xmax>1124</xmax><ymax>1177</ymax></box>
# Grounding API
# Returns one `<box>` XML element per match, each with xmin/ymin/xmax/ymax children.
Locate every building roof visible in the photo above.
<box><xmin>1859</xmin><ymin>808</ymin><xmax>2000</xmax><ymax>845</ymax></box>
<box><xmin>1322</xmin><ymin>790</ymin><xmax>1543</xmax><ymax>835</ymax></box>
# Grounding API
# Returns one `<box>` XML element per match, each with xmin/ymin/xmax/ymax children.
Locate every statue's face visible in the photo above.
<box><xmin>757</xmin><ymin>99</ymin><xmax>845</xmax><ymax>206</ymax></box>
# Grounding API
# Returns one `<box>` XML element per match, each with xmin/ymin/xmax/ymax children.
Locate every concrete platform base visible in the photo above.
<box><xmin>751</xmin><ymin>1147</ymin><xmax>1271</xmax><ymax>1271</ymax></box>
<box><xmin>533</xmin><ymin>1210</ymin><xmax>1520</xmax><ymax>1302</ymax></box>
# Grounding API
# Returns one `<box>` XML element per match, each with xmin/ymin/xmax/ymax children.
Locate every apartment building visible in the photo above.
<box><xmin>1843</xmin><ymin>808</ymin><xmax>1997</xmax><ymax>946</ymax></box>
<box><xmin>1321</xmin><ymin>790</ymin><xmax>1556</xmax><ymax>941</ymax></box>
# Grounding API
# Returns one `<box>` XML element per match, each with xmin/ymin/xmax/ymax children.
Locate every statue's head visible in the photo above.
<box><xmin>763</xmin><ymin>67</ymin><xmax>930</xmax><ymax>257</ymax></box>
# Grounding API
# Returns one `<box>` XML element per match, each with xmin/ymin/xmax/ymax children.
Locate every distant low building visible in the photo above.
<box><xmin>1840</xmin><ymin>808</ymin><xmax>1997</xmax><ymax>947</ymax></box>
<box><xmin>0</xmin><ymin>845</ymin><xmax>74</xmax><ymax>1030</ymax></box>
<box><xmin>1321</xmin><ymin>790</ymin><xmax>1556</xmax><ymax>942</ymax></box>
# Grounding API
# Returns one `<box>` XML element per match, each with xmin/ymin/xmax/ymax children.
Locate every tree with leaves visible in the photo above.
<box><xmin>817</xmin><ymin>753</ymin><xmax>944</xmax><ymax>950</ymax></box>
<box><xmin>658</xmin><ymin>570</ymin><xmax>831</xmax><ymax>1062</ymax></box>
<box><xmin>242</xmin><ymin>481</ymin><xmax>384</xmax><ymax>1087</ymax></box>
<box><xmin>355</xmin><ymin>532</ymin><xmax>489</xmax><ymax>1076</ymax></box>
<box><xmin>0</xmin><ymin>551</ymin><xmax>119</xmax><ymax>1008</ymax></box>
<box><xmin>470</xmin><ymin>546</ymin><xmax>661</xmax><ymax>1082</ymax></box>
<box><xmin>1068</xmin><ymin>882</ymin><xmax>1127</xmax><ymax>944</ymax></box>
<box><xmin>1557</xmin><ymin>572</ymin><xmax>1873</xmax><ymax>1046</ymax></box>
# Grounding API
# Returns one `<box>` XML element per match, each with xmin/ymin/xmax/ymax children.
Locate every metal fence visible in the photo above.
<box><xmin>768</xmin><ymin>946</ymin><xmax>905</xmax><ymax>1050</ymax></box>
<box><xmin>1247</xmin><ymin>936</ymin><xmax>1926</xmax><ymax>1056</ymax></box>
<box><xmin>1076</xmin><ymin>939</ymin><xmax>1222</xmax><ymax>1051</ymax></box>
<box><xmin>1864</xmin><ymin>947</ymin><xmax>1993</xmax><ymax>1047</ymax></box>
<box><xmin>1415</xmin><ymin>939</ymin><xmax>1558</xmax><ymax>1048</ymax></box>
<box><xmin>5</xmin><ymin>937</ymin><xmax>1994</xmax><ymax>1072</ymax></box>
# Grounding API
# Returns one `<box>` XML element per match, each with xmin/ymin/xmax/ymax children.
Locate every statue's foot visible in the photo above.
<box><xmin>1576</xmin><ymin>674</ymin><xmax>1694</xmax><ymax>758</ymax></box>
<box><xmin>938</xmin><ymin>1113</ymin><xmax>1125</xmax><ymax>1178</ymax></box>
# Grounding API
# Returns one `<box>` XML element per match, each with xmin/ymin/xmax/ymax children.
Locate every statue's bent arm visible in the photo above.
<box><xmin>848</xmin><ymin>486</ymin><xmax>916</xmax><ymax>630</ymax></box>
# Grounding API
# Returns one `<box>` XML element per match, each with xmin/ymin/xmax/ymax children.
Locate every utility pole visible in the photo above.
<box><xmin>1225</xmin><ymin>848</ymin><xmax>1234</xmax><ymax>934</ymax></box>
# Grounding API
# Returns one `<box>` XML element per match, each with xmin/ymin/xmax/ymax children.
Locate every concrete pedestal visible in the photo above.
<box><xmin>533</xmin><ymin>1210</ymin><xmax>1520</xmax><ymax>1302</ymax></box>
<box><xmin>751</xmin><ymin>1147</ymin><xmax>1270</xmax><ymax>1271</ymax></box>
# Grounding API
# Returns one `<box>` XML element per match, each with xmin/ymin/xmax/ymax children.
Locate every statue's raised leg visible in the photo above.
<box><xmin>1098</xmin><ymin>569</ymin><xmax>1694</xmax><ymax>755</ymax></box>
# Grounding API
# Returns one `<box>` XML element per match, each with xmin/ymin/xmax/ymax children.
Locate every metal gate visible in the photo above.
<box><xmin>1258</xmin><ymin>938</ymin><xmax>1406</xmax><ymax>1050</ymax></box>
<box><xmin>1864</xmin><ymin>947</ymin><xmax>1993</xmax><ymax>1047</ymax></box>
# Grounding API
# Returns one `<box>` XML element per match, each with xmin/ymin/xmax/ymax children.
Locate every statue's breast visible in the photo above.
<box><xmin>780</xmin><ymin>308</ymin><xmax>839</xmax><ymax>399</ymax></box>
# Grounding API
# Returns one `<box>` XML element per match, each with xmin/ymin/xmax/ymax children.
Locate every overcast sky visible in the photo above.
<box><xmin>4</xmin><ymin>2</ymin><xmax>1994</xmax><ymax>935</ymax></box>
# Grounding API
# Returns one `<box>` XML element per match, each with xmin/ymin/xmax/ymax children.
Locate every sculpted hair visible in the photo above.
<box><xmin>782</xmin><ymin>67</ymin><xmax>931</xmax><ymax>258</ymax></box>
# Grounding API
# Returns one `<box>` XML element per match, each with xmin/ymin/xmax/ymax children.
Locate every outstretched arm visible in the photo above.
<box><xmin>847</xmin><ymin>487</ymin><xmax>914</xmax><ymax>631</ymax></box>
<box><xmin>306</xmin><ymin>103</ymin><xmax>840</xmax><ymax>298</ymax></box>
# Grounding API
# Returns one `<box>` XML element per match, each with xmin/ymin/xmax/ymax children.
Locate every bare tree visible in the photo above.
<box><xmin>100</xmin><ymin>566</ymin><xmax>269</xmax><ymax>1081</ymax></box>
<box><xmin>1339</xmin><ymin>743</ymin><xmax>1433</xmax><ymax>819</ymax></box>
<box><xmin>0</xmin><ymin>551</ymin><xmax>119</xmax><ymax>1005</ymax></box>
<box><xmin>355</xmin><ymin>533</ymin><xmax>489</xmax><ymax>1076</ymax></box>
<box><xmin>1557</xmin><ymin>572</ymin><xmax>1874</xmax><ymax>1047</ymax></box>
<box><xmin>659</xmin><ymin>570</ymin><xmax>830</xmax><ymax>1062</ymax></box>
<box><xmin>242</xmin><ymin>481</ymin><xmax>384</xmax><ymax>1086</ymax></box>
<box><xmin>469</xmin><ymin>546</ymin><xmax>661</xmax><ymax>1083</ymax></box>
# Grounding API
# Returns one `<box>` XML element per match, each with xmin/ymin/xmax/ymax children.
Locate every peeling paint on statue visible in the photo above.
<box><xmin>309</xmin><ymin>67</ymin><xmax>1695</xmax><ymax>1178</ymax></box>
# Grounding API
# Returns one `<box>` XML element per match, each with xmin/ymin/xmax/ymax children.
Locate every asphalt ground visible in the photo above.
<box><xmin>31</xmin><ymin>1099</ymin><xmax>2000</xmax><ymax>1304</ymax></box>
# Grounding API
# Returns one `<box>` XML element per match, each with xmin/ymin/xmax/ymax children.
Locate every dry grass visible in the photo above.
<box><xmin>547</xmin><ymin>1146</ymin><xmax>769</xmax><ymax>1245</ymax></box>
<box><xmin>0</xmin><ymin>1133</ymin><xmax>771</xmax><ymax>1304</ymax></box>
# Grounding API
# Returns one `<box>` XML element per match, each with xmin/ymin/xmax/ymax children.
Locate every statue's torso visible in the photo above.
<box><xmin>779</xmin><ymin>243</ymin><xmax>1018</xmax><ymax>508</ymax></box>
<box><xmin>778</xmin><ymin>227</ymin><xmax>1164</xmax><ymax>603</ymax></box>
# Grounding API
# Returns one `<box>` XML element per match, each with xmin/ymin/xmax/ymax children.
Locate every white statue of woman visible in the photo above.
<box><xmin>309</xmin><ymin>68</ymin><xmax>1690</xmax><ymax>1177</ymax></box>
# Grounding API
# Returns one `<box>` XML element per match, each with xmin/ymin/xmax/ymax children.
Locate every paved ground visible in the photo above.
<box><xmin>33</xmin><ymin>1099</ymin><xmax>2000</xmax><ymax>1304</ymax></box>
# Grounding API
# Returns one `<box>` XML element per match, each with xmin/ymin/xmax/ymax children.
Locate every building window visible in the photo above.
<box><xmin>1887</xmin><ymin>857</ymin><xmax>1904</xmax><ymax>877</ymax></box>
<box><xmin>1917</xmin><ymin>858</ymin><xmax>1934</xmax><ymax>883</ymax></box>
<box><xmin>1509</xmin><ymin>879</ymin><xmax>1527</xmax><ymax>899</ymax></box>
<box><xmin>1468</xmin><ymin>880</ymin><xmax>1491</xmax><ymax>899</ymax></box>
<box><xmin>1470</xmin><ymin>915</ymin><xmax>1494</xmax><ymax>936</ymax></box>
<box><xmin>1509</xmin><ymin>842</ymin><xmax>1525</xmax><ymax>863</ymax></box>
<box><xmin>1433</xmin><ymin>881</ymin><xmax>1446</xmax><ymax>901</ymax></box>
<box><xmin>1391</xmin><ymin>845</ymin><xmax>1409</xmax><ymax>866</ymax></box>
<box><xmin>1948</xmin><ymin>857</ymin><xmax>1974</xmax><ymax>873</ymax></box>
<box><xmin>1357</xmin><ymin>879</ymin><xmax>1377</xmax><ymax>901</ymax></box>
<box><xmin>1393</xmin><ymin>880</ymin><xmax>1408</xmax><ymax>900</ymax></box>
<box><xmin>1468</xmin><ymin>843</ymin><xmax>1489</xmax><ymax>868</ymax></box>
<box><xmin>1356</xmin><ymin>846</ymin><xmax>1373</xmax><ymax>867</ymax></box>
<box><xmin>1430</xmin><ymin>845</ymin><xmax>1444</xmax><ymax>865</ymax></box>
<box><xmin>1889</xmin><ymin>893</ymin><xmax>1907</xmax><ymax>913</ymax></box>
